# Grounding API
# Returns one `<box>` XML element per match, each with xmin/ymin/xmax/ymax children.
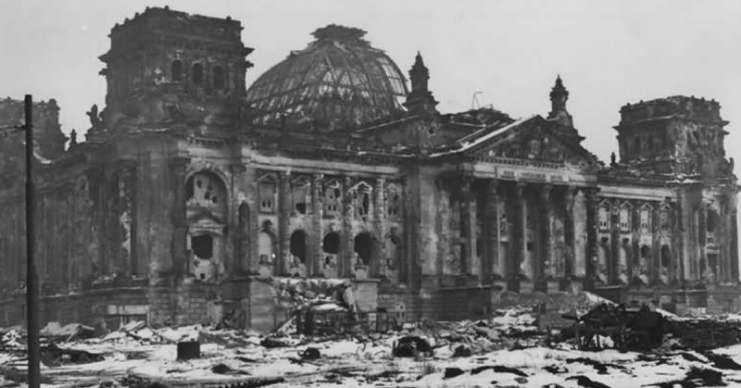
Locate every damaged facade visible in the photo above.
<box><xmin>0</xmin><ymin>7</ymin><xmax>738</xmax><ymax>331</ymax></box>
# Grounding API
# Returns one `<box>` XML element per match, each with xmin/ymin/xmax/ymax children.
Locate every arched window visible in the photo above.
<box><xmin>258</xmin><ymin>231</ymin><xmax>276</xmax><ymax>265</ymax></box>
<box><xmin>171</xmin><ymin>60</ymin><xmax>184</xmax><ymax>82</ymax></box>
<box><xmin>323</xmin><ymin>232</ymin><xmax>340</xmax><ymax>255</ymax></box>
<box><xmin>192</xmin><ymin>63</ymin><xmax>204</xmax><ymax>86</ymax></box>
<box><xmin>213</xmin><ymin>66</ymin><xmax>225</xmax><ymax>89</ymax></box>
<box><xmin>354</xmin><ymin>233</ymin><xmax>374</xmax><ymax>266</ymax></box>
<box><xmin>661</xmin><ymin>245</ymin><xmax>671</xmax><ymax>268</ymax></box>
<box><xmin>633</xmin><ymin>137</ymin><xmax>641</xmax><ymax>154</ymax></box>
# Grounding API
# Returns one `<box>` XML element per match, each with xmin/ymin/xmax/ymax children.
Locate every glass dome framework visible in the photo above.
<box><xmin>245</xmin><ymin>25</ymin><xmax>409</xmax><ymax>129</ymax></box>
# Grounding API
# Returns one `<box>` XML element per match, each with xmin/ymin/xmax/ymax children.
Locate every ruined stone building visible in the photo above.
<box><xmin>0</xmin><ymin>7</ymin><xmax>738</xmax><ymax>330</ymax></box>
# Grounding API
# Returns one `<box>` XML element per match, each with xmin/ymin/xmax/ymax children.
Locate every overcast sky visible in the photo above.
<box><xmin>1</xmin><ymin>0</ymin><xmax>740</xmax><ymax>164</ymax></box>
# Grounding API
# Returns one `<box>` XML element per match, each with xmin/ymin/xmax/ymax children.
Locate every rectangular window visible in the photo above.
<box><xmin>325</xmin><ymin>187</ymin><xmax>341</xmax><ymax>215</ymax></box>
<box><xmin>640</xmin><ymin>210</ymin><xmax>651</xmax><ymax>232</ymax></box>
<box><xmin>620</xmin><ymin>208</ymin><xmax>630</xmax><ymax>232</ymax></box>
<box><xmin>598</xmin><ymin>208</ymin><xmax>609</xmax><ymax>231</ymax></box>
<box><xmin>292</xmin><ymin>184</ymin><xmax>308</xmax><ymax>215</ymax></box>
<box><xmin>259</xmin><ymin>183</ymin><xmax>276</xmax><ymax>213</ymax></box>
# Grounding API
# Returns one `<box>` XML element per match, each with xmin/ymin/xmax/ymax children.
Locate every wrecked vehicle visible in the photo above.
<box><xmin>562</xmin><ymin>303</ymin><xmax>664</xmax><ymax>351</ymax></box>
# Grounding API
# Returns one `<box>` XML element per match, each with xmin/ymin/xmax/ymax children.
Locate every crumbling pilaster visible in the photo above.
<box><xmin>372</xmin><ymin>178</ymin><xmax>385</xmax><ymax>278</ymax></box>
<box><xmin>585</xmin><ymin>189</ymin><xmax>598</xmax><ymax>291</ymax></box>
<box><xmin>278</xmin><ymin>171</ymin><xmax>291</xmax><ymax>276</ymax></box>
<box><xmin>509</xmin><ymin>182</ymin><xmax>525</xmax><ymax>292</ymax></box>
<box><xmin>485</xmin><ymin>179</ymin><xmax>499</xmax><ymax>280</ymax></box>
<box><xmin>563</xmin><ymin>186</ymin><xmax>575</xmax><ymax>287</ymax></box>
<box><xmin>538</xmin><ymin>184</ymin><xmax>553</xmax><ymax>292</ymax></box>
<box><xmin>311</xmin><ymin>174</ymin><xmax>323</xmax><ymax>277</ymax></box>
<box><xmin>169</xmin><ymin>157</ymin><xmax>189</xmax><ymax>279</ymax></box>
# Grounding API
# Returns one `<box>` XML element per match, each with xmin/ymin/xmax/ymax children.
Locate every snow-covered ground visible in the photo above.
<box><xmin>2</xmin><ymin>297</ymin><xmax>741</xmax><ymax>388</ymax></box>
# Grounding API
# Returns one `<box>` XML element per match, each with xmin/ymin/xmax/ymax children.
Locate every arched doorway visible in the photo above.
<box><xmin>354</xmin><ymin>233</ymin><xmax>373</xmax><ymax>267</ymax></box>
<box><xmin>258</xmin><ymin>231</ymin><xmax>276</xmax><ymax>265</ymax></box>
<box><xmin>290</xmin><ymin>230</ymin><xmax>307</xmax><ymax>265</ymax></box>
<box><xmin>322</xmin><ymin>232</ymin><xmax>340</xmax><ymax>275</ymax></box>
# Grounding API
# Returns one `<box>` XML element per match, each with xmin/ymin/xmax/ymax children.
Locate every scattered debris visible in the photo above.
<box><xmin>393</xmin><ymin>336</ymin><xmax>433</xmax><ymax>357</ymax></box>
<box><xmin>566</xmin><ymin>375</ymin><xmax>613</xmax><ymax>388</ymax></box>
<box><xmin>176</xmin><ymin>340</ymin><xmax>200</xmax><ymax>360</ymax></box>
<box><xmin>443</xmin><ymin>367</ymin><xmax>465</xmax><ymax>379</ymax></box>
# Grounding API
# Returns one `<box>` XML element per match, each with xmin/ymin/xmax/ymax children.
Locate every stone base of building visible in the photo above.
<box><xmin>3</xmin><ymin>277</ymin><xmax>741</xmax><ymax>332</ymax></box>
<box><xmin>0</xmin><ymin>276</ymin><xmax>381</xmax><ymax>333</ymax></box>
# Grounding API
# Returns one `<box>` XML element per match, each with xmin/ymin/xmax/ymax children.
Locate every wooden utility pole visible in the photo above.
<box><xmin>25</xmin><ymin>94</ymin><xmax>40</xmax><ymax>388</ymax></box>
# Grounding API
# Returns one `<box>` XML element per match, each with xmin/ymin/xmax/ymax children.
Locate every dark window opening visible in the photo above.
<box><xmin>259</xmin><ymin>183</ymin><xmax>276</xmax><ymax>213</ymax></box>
<box><xmin>192</xmin><ymin>63</ymin><xmax>204</xmax><ymax>86</ymax></box>
<box><xmin>388</xmin><ymin>192</ymin><xmax>401</xmax><ymax>217</ymax></box>
<box><xmin>476</xmin><ymin>238</ymin><xmax>483</xmax><ymax>257</ymax></box>
<box><xmin>354</xmin><ymin>233</ymin><xmax>373</xmax><ymax>266</ymax></box>
<box><xmin>707</xmin><ymin>210</ymin><xmax>719</xmax><ymax>233</ymax></box>
<box><xmin>171</xmin><ymin>60</ymin><xmax>184</xmax><ymax>82</ymax></box>
<box><xmin>526</xmin><ymin>242</ymin><xmax>534</xmax><ymax>251</ymax></box>
<box><xmin>191</xmin><ymin>235</ymin><xmax>213</xmax><ymax>259</ymax></box>
<box><xmin>622</xmin><ymin>237</ymin><xmax>630</xmax><ymax>245</ymax></box>
<box><xmin>213</xmin><ymin>66</ymin><xmax>225</xmax><ymax>89</ymax></box>
<box><xmin>633</xmin><ymin>137</ymin><xmax>641</xmax><ymax>154</ymax></box>
<box><xmin>647</xmin><ymin>135</ymin><xmax>655</xmax><ymax>151</ymax></box>
<box><xmin>358</xmin><ymin>191</ymin><xmax>371</xmax><ymax>218</ymax></box>
<box><xmin>290</xmin><ymin>230</ymin><xmax>306</xmax><ymax>263</ymax></box>
<box><xmin>323</xmin><ymin>232</ymin><xmax>340</xmax><ymax>254</ymax></box>
<box><xmin>295</xmin><ymin>203</ymin><xmax>306</xmax><ymax>214</ymax></box>
<box><xmin>661</xmin><ymin>245</ymin><xmax>671</xmax><ymax>267</ymax></box>
<box><xmin>186</xmin><ymin>178</ymin><xmax>194</xmax><ymax>199</ymax></box>
<box><xmin>292</xmin><ymin>185</ymin><xmax>308</xmax><ymax>215</ymax></box>
<box><xmin>601</xmin><ymin>237</ymin><xmax>610</xmax><ymax>246</ymax></box>
<box><xmin>640</xmin><ymin>246</ymin><xmax>651</xmax><ymax>259</ymax></box>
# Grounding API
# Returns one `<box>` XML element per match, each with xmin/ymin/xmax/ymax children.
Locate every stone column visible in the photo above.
<box><xmin>672</xmin><ymin>198</ymin><xmax>683</xmax><ymax>284</ymax></box>
<box><xmin>584</xmin><ymin>189</ymin><xmax>599</xmax><ymax>291</ymax></box>
<box><xmin>460</xmin><ymin>176</ymin><xmax>476</xmax><ymax>277</ymax></box>
<box><xmin>277</xmin><ymin>171</ymin><xmax>291</xmax><ymax>276</ymax></box>
<box><xmin>169</xmin><ymin>157</ymin><xmax>190</xmax><ymax>279</ymax></box>
<box><xmin>609</xmin><ymin>200</ymin><xmax>620</xmax><ymax>285</ymax></box>
<box><xmin>563</xmin><ymin>186</ymin><xmax>575</xmax><ymax>289</ymax></box>
<box><xmin>699</xmin><ymin>203</ymin><xmax>708</xmax><ymax>279</ymax></box>
<box><xmin>651</xmin><ymin>203</ymin><xmax>661</xmax><ymax>285</ymax></box>
<box><xmin>484</xmin><ymin>179</ymin><xmax>500</xmax><ymax>281</ymax></box>
<box><xmin>340</xmin><ymin>176</ymin><xmax>354</xmax><ymax>278</ymax></box>
<box><xmin>248</xmin><ymin>169</ymin><xmax>260</xmax><ymax>274</ymax></box>
<box><xmin>630</xmin><ymin>202</ymin><xmax>640</xmax><ymax>285</ymax></box>
<box><xmin>537</xmin><ymin>184</ymin><xmax>553</xmax><ymax>292</ymax></box>
<box><xmin>729</xmin><ymin>209</ymin><xmax>739</xmax><ymax>282</ymax></box>
<box><xmin>717</xmin><ymin>198</ymin><xmax>726</xmax><ymax>282</ymax></box>
<box><xmin>228</xmin><ymin>166</ymin><xmax>246</xmax><ymax>276</ymax></box>
<box><xmin>311</xmin><ymin>174</ymin><xmax>324</xmax><ymax>277</ymax></box>
<box><xmin>122</xmin><ymin>161</ymin><xmax>139</xmax><ymax>276</ymax></box>
<box><xmin>373</xmin><ymin>178</ymin><xmax>386</xmax><ymax>278</ymax></box>
<box><xmin>509</xmin><ymin>182</ymin><xmax>526</xmax><ymax>292</ymax></box>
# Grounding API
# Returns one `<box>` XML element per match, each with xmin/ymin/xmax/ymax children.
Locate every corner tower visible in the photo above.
<box><xmin>614</xmin><ymin>96</ymin><xmax>733</xmax><ymax>178</ymax></box>
<box><xmin>98</xmin><ymin>6</ymin><xmax>254</xmax><ymax>128</ymax></box>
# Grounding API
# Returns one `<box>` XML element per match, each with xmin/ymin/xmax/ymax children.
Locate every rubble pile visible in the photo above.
<box><xmin>2</xmin><ymin>293</ymin><xmax>741</xmax><ymax>387</ymax></box>
<box><xmin>666</xmin><ymin>317</ymin><xmax>741</xmax><ymax>351</ymax></box>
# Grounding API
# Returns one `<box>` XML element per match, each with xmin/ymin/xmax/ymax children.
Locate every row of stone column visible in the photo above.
<box><xmin>453</xmin><ymin>177</ymin><xmax>598</xmax><ymax>292</ymax></box>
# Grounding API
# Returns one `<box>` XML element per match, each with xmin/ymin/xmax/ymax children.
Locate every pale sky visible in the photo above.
<box><xmin>1</xmin><ymin>0</ymin><xmax>740</xmax><ymax>165</ymax></box>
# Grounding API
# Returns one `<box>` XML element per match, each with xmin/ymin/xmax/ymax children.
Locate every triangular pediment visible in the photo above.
<box><xmin>453</xmin><ymin>115</ymin><xmax>599</xmax><ymax>166</ymax></box>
